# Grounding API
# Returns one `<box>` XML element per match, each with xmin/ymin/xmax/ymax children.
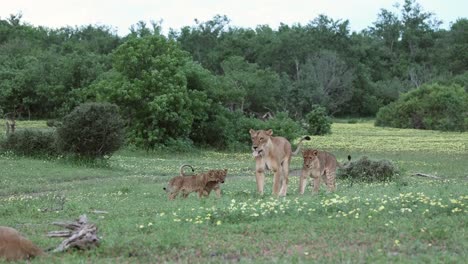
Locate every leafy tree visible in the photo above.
<box><xmin>83</xmin><ymin>35</ymin><xmax>211</xmax><ymax>148</ymax></box>
<box><xmin>446</xmin><ymin>19</ymin><xmax>468</xmax><ymax>74</ymax></box>
<box><xmin>218</xmin><ymin>56</ymin><xmax>281</xmax><ymax>113</ymax></box>
<box><xmin>375</xmin><ymin>83</ymin><xmax>468</xmax><ymax>131</ymax></box>
<box><xmin>293</xmin><ymin>50</ymin><xmax>354</xmax><ymax>115</ymax></box>
<box><xmin>171</xmin><ymin>15</ymin><xmax>230</xmax><ymax>73</ymax></box>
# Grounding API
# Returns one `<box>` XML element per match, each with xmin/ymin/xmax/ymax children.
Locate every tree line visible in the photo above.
<box><xmin>0</xmin><ymin>0</ymin><xmax>467</xmax><ymax>148</ymax></box>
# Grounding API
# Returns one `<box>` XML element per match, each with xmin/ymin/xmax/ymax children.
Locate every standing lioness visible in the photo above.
<box><xmin>249</xmin><ymin>129</ymin><xmax>310</xmax><ymax>196</ymax></box>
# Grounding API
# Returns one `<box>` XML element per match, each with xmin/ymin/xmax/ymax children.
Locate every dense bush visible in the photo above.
<box><xmin>46</xmin><ymin>119</ymin><xmax>62</xmax><ymax>127</ymax></box>
<box><xmin>0</xmin><ymin>129</ymin><xmax>58</xmax><ymax>156</ymax></box>
<box><xmin>191</xmin><ymin>108</ymin><xmax>305</xmax><ymax>150</ymax></box>
<box><xmin>83</xmin><ymin>35</ymin><xmax>211</xmax><ymax>149</ymax></box>
<box><xmin>56</xmin><ymin>102</ymin><xmax>125</xmax><ymax>158</ymax></box>
<box><xmin>263</xmin><ymin>112</ymin><xmax>307</xmax><ymax>141</ymax></box>
<box><xmin>375</xmin><ymin>84</ymin><xmax>468</xmax><ymax>131</ymax></box>
<box><xmin>190</xmin><ymin>107</ymin><xmax>259</xmax><ymax>150</ymax></box>
<box><xmin>303</xmin><ymin>105</ymin><xmax>332</xmax><ymax>135</ymax></box>
<box><xmin>337</xmin><ymin>156</ymin><xmax>399</xmax><ymax>182</ymax></box>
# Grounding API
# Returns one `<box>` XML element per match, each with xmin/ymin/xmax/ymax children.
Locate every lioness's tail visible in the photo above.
<box><xmin>338</xmin><ymin>155</ymin><xmax>352</xmax><ymax>169</ymax></box>
<box><xmin>292</xmin><ymin>136</ymin><xmax>311</xmax><ymax>156</ymax></box>
<box><xmin>179</xmin><ymin>164</ymin><xmax>195</xmax><ymax>176</ymax></box>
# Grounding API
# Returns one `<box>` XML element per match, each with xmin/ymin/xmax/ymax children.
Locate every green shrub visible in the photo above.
<box><xmin>191</xmin><ymin>108</ymin><xmax>305</xmax><ymax>150</ymax></box>
<box><xmin>337</xmin><ymin>156</ymin><xmax>399</xmax><ymax>182</ymax></box>
<box><xmin>57</xmin><ymin>102</ymin><xmax>125</xmax><ymax>158</ymax></box>
<box><xmin>263</xmin><ymin>112</ymin><xmax>306</xmax><ymax>141</ymax></box>
<box><xmin>303</xmin><ymin>105</ymin><xmax>332</xmax><ymax>135</ymax></box>
<box><xmin>375</xmin><ymin>84</ymin><xmax>468</xmax><ymax>131</ymax></box>
<box><xmin>46</xmin><ymin>119</ymin><xmax>62</xmax><ymax>127</ymax></box>
<box><xmin>191</xmin><ymin>107</ymin><xmax>261</xmax><ymax>150</ymax></box>
<box><xmin>0</xmin><ymin>129</ymin><xmax>58</xmax><ymax>156</ymax></box>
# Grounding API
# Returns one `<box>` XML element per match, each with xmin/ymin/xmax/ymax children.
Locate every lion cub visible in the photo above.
<box><xmin>164</xmin><ymin>168</ymin><xmax>228</xmax><ymax>200</ymax></box>
<box><xmin>299</xmin><ymin>149</ymin><xmax>350</xmax><ymax>194</ymax></box>
<box><xmin>0</xmin><ymin>226</ymin><xmax>45</xmax><ymax>261</ymax></box>
<box><xmin>202</xmin><ymin>169</ymin><xmax>227</xmax><ymax>198</ymax></box>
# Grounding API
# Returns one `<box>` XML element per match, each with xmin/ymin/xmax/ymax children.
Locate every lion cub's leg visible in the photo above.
<box><xmin>279</xmin><ymin>159</ymin><xmax>290</xmax><ymax>196</ymax></box>
<box><xmin>299</xmin><ymin>169</ymin><xmax>309</xmax><ymax>194</ymax></box>
<box><xmin>311</xmin><ymin>169</ymin><xmax>321</xmax><ymax>193</ymax></box>
<box><xmin>168</xmin><ymin>190</ymin><xmax>178</xmax><ymax>200</ymax></box>
<box><xmin>213</xmin><ymin>185</ymin><xmax>222</xmax><ymax>198</ymax></box>
<box><xmin>255</xmin><ymin>157</ymin><xmax>266</xmax><ymax>195</ymax></box>
<box><xmin>325</xmin><ymin>169</ymin><xmax>337</xmax><ymax>192</ymax></box>
<box><xmin>168</xmin><ymin>186</ymin><xmax>181</xmax><ymax>200</ymax></box>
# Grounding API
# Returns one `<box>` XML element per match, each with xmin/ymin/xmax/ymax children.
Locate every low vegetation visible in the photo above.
<box><xmin>375</xmin><ymin>83</ymin><xmax>468</xmax><ymax>132</ymax></box>
<box><xmin>0</xmin><ymin>120</ymin><xmax>466</xmax><ymax>263</ymax></box>
<box><xmin>56</xmin><ymin>102</ymin><xmax>125</xmax><ymax>158</ymax></box>
<box><xmin>337</xmin><ymin>156</ymin><xmax>399</xmax><ymax>183</ymax></box>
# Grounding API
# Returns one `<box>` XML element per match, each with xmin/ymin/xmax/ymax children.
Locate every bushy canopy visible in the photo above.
<box><xmin>375</xmin><ymin>84</ymin><xmax>468</xmax><ymax>131</ymax></box>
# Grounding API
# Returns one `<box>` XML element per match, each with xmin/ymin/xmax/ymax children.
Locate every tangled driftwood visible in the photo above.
<box><xmin>412</xmin><ymin>172</ymin><xmax>442</xmax><ymax>179</ymax></box>
<box><xmin>47</xmin><ymin>215</ymin><xmax>99</xmax><ymax>253</ymax></box>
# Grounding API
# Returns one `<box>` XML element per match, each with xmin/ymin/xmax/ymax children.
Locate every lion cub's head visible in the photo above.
<box><xmin>249</xmin><ymin>129</ymin><xmax>273</xmax><ymax>157</ymax></box>
<box><xmin>208</xmin><ymin>169</ymin><xmax>228</xmax><ymax>183</ymax></box>
<box><xmin>302</xmin><ymin>149</ymin><xmax>320</xmax><ymax>169</ymax></box>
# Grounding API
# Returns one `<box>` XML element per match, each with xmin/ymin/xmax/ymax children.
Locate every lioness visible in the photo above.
<box><xmin>0</xmin><ymin>226</ymin><xmax>44</xmax><ymax>261</ymax></box>
<box><xmin>164</xmin><ymin>169</ymin><xmax>227</xmax><ymax>200</ymax></box>
<box><xmin>249</xmin><ymin>129</ymin><xmax>310</xmax><ymax>196</ymax></box>
<box><xmin>299</xmin><ymin>149</ymin><xmax>351</xmax><ymax>194</ymax></box>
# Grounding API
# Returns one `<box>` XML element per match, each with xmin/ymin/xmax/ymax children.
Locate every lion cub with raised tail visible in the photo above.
<box><xmin>0</xmin><ymin>226</ymin><xmax>45</xmax><ymax>261</ymax></box>
<box><xmin>299</xmin><ymin>149</ymin><xmax>351</xmax><ymax>194</ymax></box>
<box><xmin>164</xmin><ymin>168</ymin><xmax>228</xmax><ymax>200</ymax></box>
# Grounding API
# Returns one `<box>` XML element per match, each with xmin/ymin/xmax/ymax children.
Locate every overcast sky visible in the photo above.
<box><xmin>1</xmin><ymin>0</ymin><xmax>466</xmax><ymax>36</ymax></box>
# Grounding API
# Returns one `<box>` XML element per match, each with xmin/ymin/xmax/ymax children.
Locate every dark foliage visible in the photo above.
<box><xmin>337</xmin><ymin>156</ymin><xmax>399</xmax><ymax>182</ymax></box>
<box><xmin>1</xmin><ymin>2</ymin><xmax>467</xmax><ymax>149</ymax></box>
<box><xmin>0</xmin><ymin>129</ymin><xmax>58</xmax><ymax>156</ymax></box>
<box><xmin>304</xmin><ymin>105</ymin><xmax>332</xmax><ymax>135</ymax></box>
<box><xmin>191</xmin><ymin>109</ymin><xmax>305</xmax><ymax>150</ymax></box>
<box><xmin>56</xmin><ymin>103</ymin><xmax>124</xmax><ymax>158</ymax></box>
<box><xmin>375</xmin><ymin>84</ymin><xmax>468</xmax><ymax>131</ymax></box>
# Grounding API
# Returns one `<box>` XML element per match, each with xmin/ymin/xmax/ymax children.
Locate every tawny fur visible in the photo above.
<box><xmin>299</xmin><ymin>149</ymin><xmax>350</xmax><ymax>194</ymax></box>
<box><xmin>0</xmin><ymin>226</ymin><xmax>44</xmax><ymax>261</ymax></box>
<box><xmin>164</xmin><ymin>169</ymin><xmax>227</xmax><ymax>200</ymax></box>
<box><xmin>249</xmin><ymin>129</ymin><xmax>310</xmax><ymax>196</ymax></box>
<box><xmin>202</xmin><ymin>169</ymin><xmax>227</xmax><ymax>198</ymax></box>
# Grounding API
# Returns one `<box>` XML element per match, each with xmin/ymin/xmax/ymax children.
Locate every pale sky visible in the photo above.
<box><xmin>1</xmin><ymin>0</ymin><xmax>466</xmax><ymax>36</ymax></box>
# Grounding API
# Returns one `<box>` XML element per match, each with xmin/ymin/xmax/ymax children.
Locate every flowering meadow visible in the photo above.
<box><xmin>0</xmin><ymin>120</ymin><xmax>466</xmax><ymax>263</ymax></box>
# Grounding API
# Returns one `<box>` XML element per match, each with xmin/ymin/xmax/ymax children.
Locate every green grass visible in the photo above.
<box><xmin>0</xmin><ymin>120</ymin><xmax>467</xmax><ymax>263</ymax></box>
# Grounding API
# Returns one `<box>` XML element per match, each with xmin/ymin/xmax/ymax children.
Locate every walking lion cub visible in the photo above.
<box><xmin>164</xmin><ymin>168</ymin><xmax>228</xmax><ymax>200</ymax></box>
<box><xmin>299</xmin><ymin>149</ymin><xmax>351</xmax><ymax>194</ymax></box>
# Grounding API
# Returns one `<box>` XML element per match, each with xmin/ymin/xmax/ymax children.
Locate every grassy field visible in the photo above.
<box><xmin>0</xmin><ymin>120</ymin><xmax>467</xmax><ymax>263</ymax></box>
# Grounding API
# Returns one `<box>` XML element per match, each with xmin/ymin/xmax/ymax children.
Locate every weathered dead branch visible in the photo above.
<box><xmin>412</xmin><ymin>172</ymin><xmax>442</xmax><ymax>179</ymax></box>
<box><xmin>47</xmin><ymin>215</ymin><xmax>100</xmax><ymax>253</ymax></box>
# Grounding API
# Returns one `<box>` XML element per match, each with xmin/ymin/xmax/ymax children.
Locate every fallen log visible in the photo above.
<box><xmin>47</xmin><ymin>215</ymin><xmax>100</xmax><ymax>253</ymax></box>
<box><xmin>412</xmin><ymin>172</ymin><xmax>442</xmax><ymax>179</ymax></box>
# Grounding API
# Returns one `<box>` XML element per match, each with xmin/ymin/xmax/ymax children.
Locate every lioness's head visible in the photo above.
<box><xmin>249</xmin><ymin>129</ymin><xmax>273</xmax><ymax>157</ymax></box>
<box><xmin>302</xmin><ymin>149</ymin><xmax>319</xmax><ymax>169</ymax></box>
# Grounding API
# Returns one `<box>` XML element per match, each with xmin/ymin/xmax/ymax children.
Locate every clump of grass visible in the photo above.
<box><xmin>338</xmin><ymin>156</ymin><xmax>399</xmax><ymax>182</ymax></box>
